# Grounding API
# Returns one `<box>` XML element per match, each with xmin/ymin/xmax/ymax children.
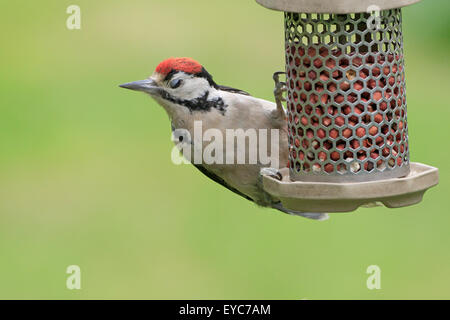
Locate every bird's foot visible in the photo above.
<box><xmin>273</xmin><ymin>71</ymin><xmax>287</xmax><ymax>105</ymax></box>
<box><xmin>260</xmin><ymin>167</ymin><xmax>283</xmax><ymax>181</ymax></box>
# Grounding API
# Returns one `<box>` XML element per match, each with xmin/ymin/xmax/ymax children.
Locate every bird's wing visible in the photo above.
<box><xmin>171</xmin><ymin>121</ymin><xmax>252</xmax><ymax>202</ymax></box>
<box><xmin>192</xmin><ymin>164</ymin><xmax>254</xmax><ymax>202</ymax></box>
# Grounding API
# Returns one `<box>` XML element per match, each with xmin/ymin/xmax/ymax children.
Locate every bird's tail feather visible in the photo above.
<box><xmin>272</xmin><ymin>203</ymin><xmax>329</xmax><ymax>221</ymax></box>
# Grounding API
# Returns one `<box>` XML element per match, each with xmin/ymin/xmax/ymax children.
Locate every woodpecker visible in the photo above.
<box><xmin>120</xmin><ymin>57</ymin><xmax>328</xmax><ymax>220</ymax></box>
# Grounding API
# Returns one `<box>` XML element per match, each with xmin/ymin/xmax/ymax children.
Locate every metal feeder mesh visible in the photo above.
<box><xmin>285</xmin><ymin>9</ymin><xmax>410</xmax><ymax>182</ymax></box>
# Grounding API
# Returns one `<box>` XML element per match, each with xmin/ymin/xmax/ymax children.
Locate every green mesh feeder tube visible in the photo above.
<box><xmin>257</xmin><ymin>0</ymin><xmax>439</xmax><ymax>213</ymax></box>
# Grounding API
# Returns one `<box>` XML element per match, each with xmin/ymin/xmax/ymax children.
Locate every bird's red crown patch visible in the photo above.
<box><xmin>155</xmin><ymin>57</ymin><xmax>203</xmax><ymax>76</ymax></box>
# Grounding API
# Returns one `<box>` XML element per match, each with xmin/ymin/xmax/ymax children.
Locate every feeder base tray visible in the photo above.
<box><xmin>262</xmin><ymin>162</ymin><xmax>438</xmax><ymax>213</ymax></box>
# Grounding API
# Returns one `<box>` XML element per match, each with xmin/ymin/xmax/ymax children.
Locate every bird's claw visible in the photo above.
<box><xmin>273</xmin><ymin>72</ymin><xmax>287</xmax><ymax>106</ymax></box>
<box><xmin>260</xmin><ymin>167</ymin><xmax>283</xmax><ymax>181</ymax></box>
<box><xmin>273</xmin><ymin>71</ymin><xmax>286</xmax><ymax>83</ymax></box>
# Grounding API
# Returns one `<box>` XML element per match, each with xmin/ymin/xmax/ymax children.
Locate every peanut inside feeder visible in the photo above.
<box><xmin>257</xmin><ymin>0</ymin><xmax>439</xmax><ymax>213</ymax></box>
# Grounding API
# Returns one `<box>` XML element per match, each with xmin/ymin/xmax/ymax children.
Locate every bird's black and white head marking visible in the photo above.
<box><xmin>120</xmin><ymin>57</ymin><xmax>250</xmax><ymax>116</ymax></box>
<box><xmin>158</xmin><ymin>65</ymin><xmax>227</xmax><ymax>114</ymax></box>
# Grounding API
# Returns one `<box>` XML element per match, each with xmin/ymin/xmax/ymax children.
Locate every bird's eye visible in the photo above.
<box><xmin>169</xmin><ymin>78</ymin><xmax>182</xmax><ymax>89</ymax></box>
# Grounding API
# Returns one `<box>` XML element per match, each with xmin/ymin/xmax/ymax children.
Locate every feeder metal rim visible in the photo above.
<box><xmin>263</xmin><ymin>162</ymin><xmax>438</xmax><ymax>199</ymax></box>
<box><xmin>255</xmin><ymin>0</ymin><xmax>422</xmax><ymax>13</ymax></box>
<box><xmin>261</xmin><ymin>162</ymin><xmax>438</xmax><ymax>213</ymax></box>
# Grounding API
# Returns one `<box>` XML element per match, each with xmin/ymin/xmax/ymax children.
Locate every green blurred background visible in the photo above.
<box><xmin>0</xmin><ymin>0</ymin><xmax>449</xmax><ymax>299</ymax></box>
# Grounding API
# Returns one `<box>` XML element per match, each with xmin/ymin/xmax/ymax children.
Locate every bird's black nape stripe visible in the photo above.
<box><xmin>198</xmin><ymin>67</ymin><xmax>251</xmax><ymax>96</ymax></box>
<box><xmin>164</xmin><ymin>67</ymin><xmax>218</xmax><ymax>86</ymax></box>
<box><xmin>164</xmin><ymin>67</ymin><xmax>251</xmax><ymax>96</ymax></box>
<box><xmin>196</xmin><ymin>67</ymin><xmax>217</xmax><ymax>87</ymax></box>
<box><xmin>216</xmin><ymin>84</ymin><xmax>251</xmax><ymax>96</ymax></box>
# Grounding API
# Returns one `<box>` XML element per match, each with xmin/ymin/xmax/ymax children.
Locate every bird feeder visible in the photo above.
<box><xmin>258</xmin><ymin>0</ymin><xmax>439</xmax><ymax>212</ymax></box>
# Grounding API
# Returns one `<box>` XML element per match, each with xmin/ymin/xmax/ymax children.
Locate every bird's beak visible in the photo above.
<box><xmin>119</xmin><ymin>78</ymin><xmax>160</xmax><ymax>95</ymax></box>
